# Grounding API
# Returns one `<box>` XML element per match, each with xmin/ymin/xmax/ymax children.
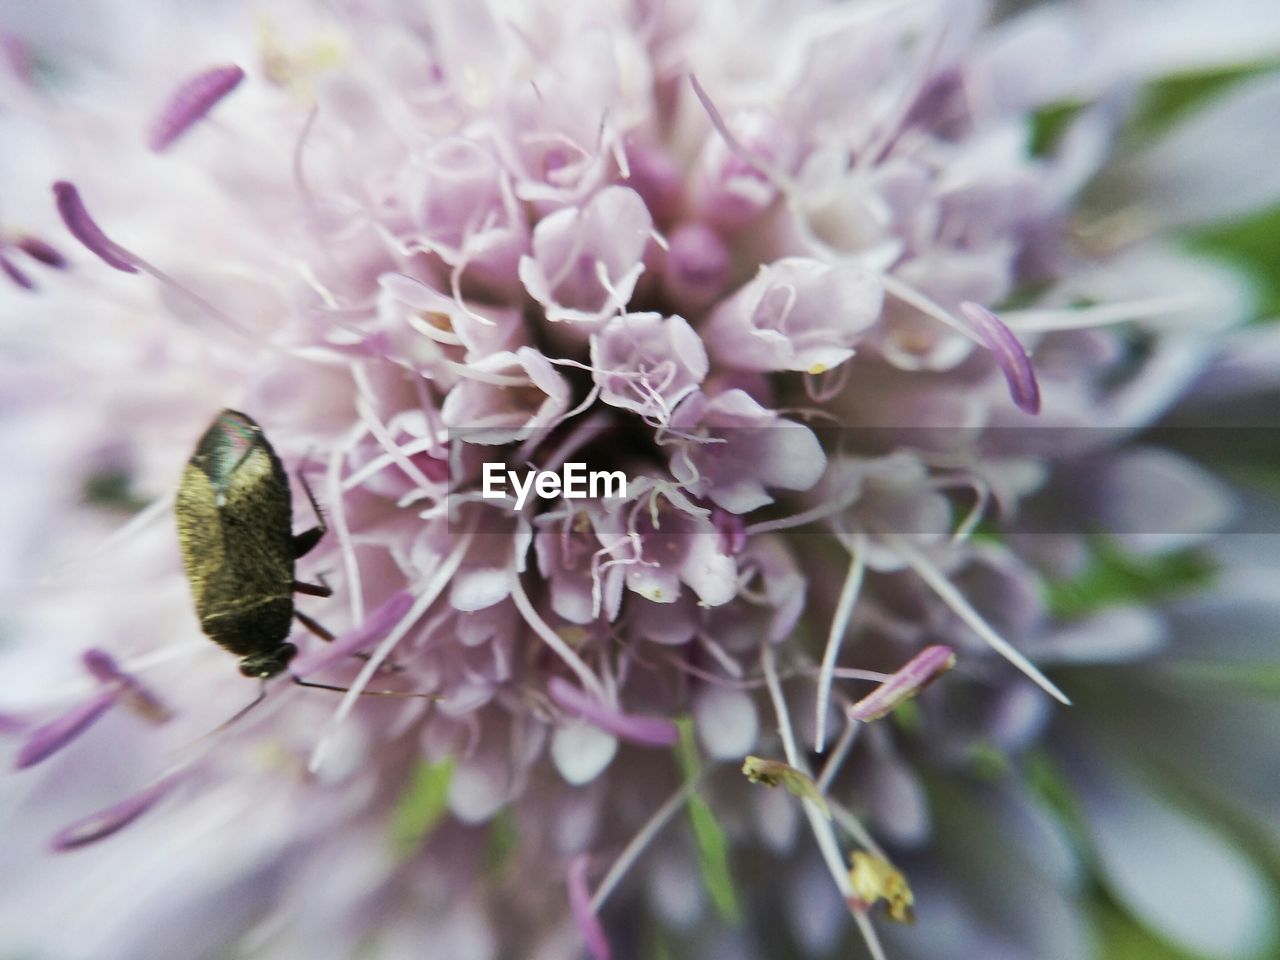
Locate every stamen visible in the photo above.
<box><xmin>880</xmin><ymin>273</ymin><xmax>980</xmax><ymax>344</ymax></box>
<box><xmin>760</xmin><ymin>642</ymin><xmax>887</xmax><ymax>960</ymax></box>
<box><xmin>81</xmin><ymin>648</ymin><xmax>171</xmax><ymax>723</ymax></box>
<box><xmin>14</xmin><ymin>234</ymin><xmax>67</xmax><ymax>268</ymax></box>
<box><xmin>742</xmin><ymin>756</ymin><xmax>830</xmax><ymax>817</ymax></box>
<box><xmin>883</xmin><ymin>533</ymin><xmax>1070</xmax><ymax>705</ymax></box>
<box><xmin>340</xmin><ymin>432</ymin><xmax>447</xmax><ymax>493</ymax></box>
<box><xmin>149</xmin><ymin>65</ymin><xmax>246</xmax><ymax>152</ymax></box>
<box><xmin>547</xmin><ymin>676</ymin><xmax>678</xmax><ymax>747</ymax></box>
<box><xmin>52</xmin><ymin>182</ymin><xmax>138</xmax><ymax>273</ymax></box>
<box><xmin>568</xmin><ymin>855</ymin><xmax>613</xmax><ymax>960</ymax></box>
<box><xmin>16</xmin><ymin>690</ymin><xmax>117</xmax><ymax>769</ymax></box>
<box><xmin>356</xmin><ymin>397</ymin><xmax>439</xmax><ymax>493</ymax></box>
<box><xmin>815</xmin><ymin>534</ymin><xmax>866</xmax><ymax>752</ymax></box>
<box><xmin>848</xmin><ymin>851</ymin><xmax>915</xmax><ymax>924</ymax></box>
<box><xmin>958</xmin><ymin>302</ymin><xmax>1041</xmax><ymax>414</ymax></box>
<box><xmin>0</xmin><ymin>250</ymin><xmax>34</xmax><ymax>290</ymax></box>
<box><xmin>52</xmin><ymin>181</ymin><xmax>252</xmax><ymax>336</ymax></box>
<box><xmin>331</xmin><ymin>421</ymin><xmax>370</xmax><ymax>622</ymax></box>
<box><xmin>688</xmin><ymin>74</ymin><xmax>787</xmax><ymax>189</ymax></box>
<box><xmin>52</xmin><ymin>774</ymin><xmax>181</xmax><ymax>850</ymax></box>
<box><xmin>848</xmin><ymin>645</ymin><xmax>956</xmax><ymax>722</ymax></box>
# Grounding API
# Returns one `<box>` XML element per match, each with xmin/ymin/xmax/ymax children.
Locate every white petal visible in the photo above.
<box><xmin>1097</xmin><ymin>447</ymin><xmax>1238</xmax><ymax>551</ymax></box>
<box><xmin>1082</xmin><ymin>763</ymin><xmax>1277</xmax><ymax>959</ymax></box>
<box><xmin>1127</xmin><ymin>72</ymin><xmax>1280</xmax><ymax>227</ymax></box>
<box><xmin>1035</xmin><ymin>605</ymin><xmax>1166</xmax><ymax>665</ymax></box>
<box><xmin>448</xmin><ymin>757</ymin><xmax>508</xmax><ymax>824</ymax></box>
<box><xmin>694</xmin><ymin>687</ymin><xmax>759</xmax><ymax>761</ymax></box>
<box><xmin>551</xmin><ymin>720</ymin><xmax>617</xmax><ymax>786</ymax></box>
<box><xmin>1090</xmin><ymin>0</ymin><xmax>1280</xmax><ymax>77</ymax></box>
<box><xmin>647</xmin><ymin>853</ymin><xmax>704</xmax><ymax>930</ymax></box>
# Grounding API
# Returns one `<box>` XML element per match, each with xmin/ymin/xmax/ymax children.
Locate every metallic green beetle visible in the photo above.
<box><xmin>175</xmin><ymin>409</ymin><xmax>331</xmax><ymax>679</ymax></box>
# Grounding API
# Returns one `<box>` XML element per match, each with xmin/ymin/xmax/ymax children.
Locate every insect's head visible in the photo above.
<box><xmin>239</xmin><ymin>642</ymin><xmax>298</xmax><ymax>679</ymax></box>
<box><xmin>192</xmin><ymin>409</ymin><xmax>267</xmax><ymax>492</ymax></box>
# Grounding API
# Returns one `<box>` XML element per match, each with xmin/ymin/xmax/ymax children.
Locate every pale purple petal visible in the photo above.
<box><xmin>703</xmin><ymin>258</ymin><xmax>882</xmax><ymax>373</ymax></box>
<box><xmin>441</xmin><ymin>347</ymin><xmax>571</xmax><ymax>445</ymax></box>
<box><xmin>590</xmin><ymin>312</ymin><xmax>707</xmax><ymax>419</ymax></box>
<box><xmin>693</xmin><ymin>686</ymin><xmax>759</xmax><ymax>760</ymax></box>
<box><xmin>623</xmin><ymin>144</ymin><xmax>682</xmax><ymax>225</ymax></box>
<box><xmin>518</xmin><ymin>186</ymin><xmax>653</xmax><ymax>327</ymax></box>
<box><xmin>661</xmin><ymin>222</ymin><xmax>730</xmax><ymax>312</ymax></box>
<box><xmin>548</xmin><ymin>676</ymin><xmax>678</xmax><ymax>748</ymax></box>
<box><xmin>669</xmin><ymin>390</ymin><xmax>827</xmax><ymax>513</ymax></box>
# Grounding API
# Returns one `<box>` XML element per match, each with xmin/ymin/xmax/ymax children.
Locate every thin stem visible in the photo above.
<box><xmin>760</xmin><ymin>642</ymin><xmax>860</xmax><ymax>909</ymax></box>
<box><xmin>309</xmin><ymin>534</ymin><xmax>471</xmax><ymax>773</ymax></box>
<box><xmin>590</xmin><ymin>775</ymin><xmax>701</xmax><ymax>912</ymax></box>
<box><xmin>510</xmin><ymin>571</ymin><xmax>608</xmax><ymax>701</ymax></box>
<box><xmin>816</xmin><ymin>717</ymin><xmax>859</xmax><ymax>795</ymax></box>
<box><xmin>815</xmin><ymin>534</ymin><xmax>866</xmax><ymax>752</ymax></box>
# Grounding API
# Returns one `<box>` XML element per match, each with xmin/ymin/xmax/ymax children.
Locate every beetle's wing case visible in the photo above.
<box><xmin>175</xmin><ymin>410</ymin><xmax>296</xmax><ymax>622</ymax></box>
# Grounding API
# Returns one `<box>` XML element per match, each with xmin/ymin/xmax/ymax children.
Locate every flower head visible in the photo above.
<box><xmin>3</xmin><ymin>1</ymin><xmax>1279</xmax><ymax>958</ymax></box>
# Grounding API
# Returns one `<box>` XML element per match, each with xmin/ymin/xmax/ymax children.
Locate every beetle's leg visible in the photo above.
<box><xmin>294</xmin><ymin>609</ymin><xmax>335</xmax><ymax>642</ymax></box>
<box><xmin>292</xmin><ymin>468</ymin><xmax>328</xmax><ymax>559</ymax></box>
<box><xmin>294</xmin><ymin>607</ymin><xmax>407</xmax><ymax>673</ymax></box>
<box><xmin>293</xmin><ymin>579</ymin><xmax>332</xmax><ymax>598</ymax></box>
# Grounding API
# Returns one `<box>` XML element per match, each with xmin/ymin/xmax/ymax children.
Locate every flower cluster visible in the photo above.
<box><xmin>3</xmin><ymin>1</ymin><xmax>1280</xmax><ymax>959</ymax></box>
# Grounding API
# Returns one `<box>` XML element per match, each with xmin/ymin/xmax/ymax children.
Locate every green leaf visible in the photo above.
<box><xmin>1129</xmin><ymin>61</ymin><xmax>1280</xmax><ymax>143</ymax></box>
<box><xmin>966</xmin><ymin>742</ymin><xmax>1011</xmax><ymax>782</ymax></box>
<box><xmin>1093</xmin><ymin>894</ymin><xmax>1214</xmax><ymax>960</ymax></box>
<box><xmin>388</xmin><ymin>758</ymin><xmax>454</xmax><ymax>857</ymax></box>
<box><xmin>675</xmin><ymin>716</ymin><xmax>742</xmax><ymax>924</ymax></box>
<box><xmin>889</xmin><ymin>699</ymin><xmax>922</xmax><ymax>733</ymax></box>
<box><xmin>1029</xmin><ymin>100</ymin><xmax>1086</xmax><ymax>157</ymax></box>
<box><xmin>1158</xmin><ymin>661</ymin><xmax>1280</xmax><ymax>699</ymax></box>
<box><xmin>1185</xmin><ymin>204</ymin><xmax>1280</xmax><ymax>321</ymax></box>
<box><xmin>1045</xmin><ymin>538</ymin><xmax>1216</xmax><ymax>619</ymax></box>
<box><xmin>484</xmin><ymin>807</ymin><xmax>520</xmax><ymax>875</ymax></box>
<box><xmin>1023</xmin><ymin>750</ymin><xmax>1089</xmax><ymax>846</ymax></box>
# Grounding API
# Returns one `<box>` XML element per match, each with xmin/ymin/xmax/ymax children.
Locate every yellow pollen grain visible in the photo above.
<box><xmin>257</xmin><ymin>15</ymin><xmax>348</xmax><ymax>98</ymax></box>
<box><xmin>422</xmin><ymin>311</ymin><xmax>455</xmax><ymax>334</ymax></box>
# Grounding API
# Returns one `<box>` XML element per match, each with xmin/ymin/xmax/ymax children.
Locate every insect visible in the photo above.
<box><xmin>175</xmin><ymin>409</ymin><xmax>334</xmax><ymax>680</ymax></box>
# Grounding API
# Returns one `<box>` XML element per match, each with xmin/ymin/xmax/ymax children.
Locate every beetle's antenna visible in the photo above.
<box><xmin>214</xmin><ymin>680</ymin><xmax>270</xmax><ymax>731</ymax></box>
<box><xmin>290</xmin><ymin>675</ymin><xmax>440</xmax><ymax>700</ymax></box>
